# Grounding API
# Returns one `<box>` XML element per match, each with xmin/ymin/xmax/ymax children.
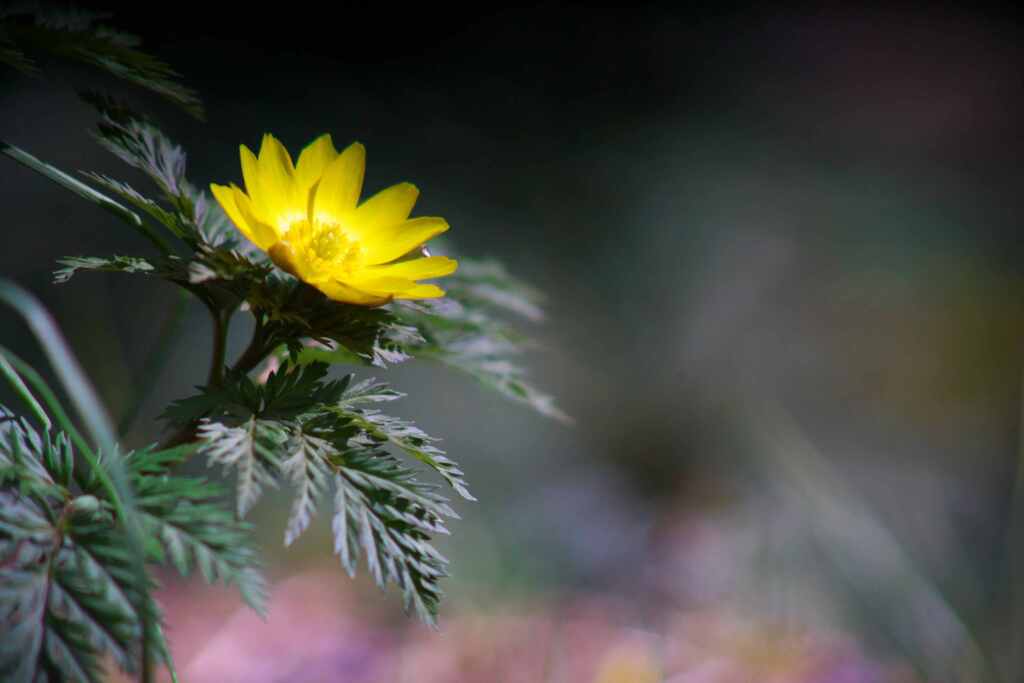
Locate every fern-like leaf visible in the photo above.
<box><xmin>336</xmin><ymin>379</ymin><xmax>475</xmax><ymax>501</ymax></box>
<box><xmin>197</xmin><ymin>418</ymin><xmax>286</xmax><ymax>517</ymax></box>
<box><xmin>53</xmin><ymin>255</ymin><xmax>156</xmax><ymax>284</ymax></box>
<box><xmin>331</xmin><ymin>449</ymin><xmax>453</xmax><ymax>626</ymax></box>
<box><xmin>1</xmin><ymin>406</ymin><xmax>266</xmax><ymax>681</ymax></box>
<box><xmin>281</xmin><ymin>431</ymin><xmax>333</xmax><ymax>547</ymax></box>
<box><xmin>394</xmin><ymin>256</ymin><xmax>570</xmax><ymax>422</ymax></box>
<box><xmin>0</xmin><ymin>8</ymin><xmax>202</xmax><ymax>116</ymax></box>
<box><xmin>128</xmin><ymin>444</ymin><xmax>269</xmax><ymax>614</ymax></box>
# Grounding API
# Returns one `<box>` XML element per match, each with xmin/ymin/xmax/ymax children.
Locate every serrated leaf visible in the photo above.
<box><xmin>81</xmin><ymin>172</ymin><xmax>197</xmax><ymax>243</ymax></box>
<box><xmin>281</xmin><ymin>431</ymin><xmax>332</xmax><ymax>547</ymax></box>
<box><xmin>53</xmin><ymin>255</ymin><xmax>155</xmax><ymax>284</ymax></box>
<box><xmin>197</xmin><ymin>418</ymin><xmax>286</xmax><ymax>517</ymax></box>
<box><xmin>128</xmin><ymin>444</ymin><xmax>268</xmax><ymax>615</ymax></box>
<box><xmin>0</xmin><ymin>488</ymin><xmax>157</xmax><ymax>682</ymax></box>
<box><xmin>429</xmin><ymin>348</ymin><xmax>570</xmax><ymax>424</ymax></box>
<box><xmin>2</xmin><ymin>406</ymin><xmax>267</xmax><ymax>680</ymax></box>
<box><xmin>80</xmin><ymin>95</ymin><xmax>259</xmax><ymax>259</ymax></box>
<box><xmin>330</xmin><ymin>449</ymin><xmax>453</xmax><ymax>626</ymax></box>
<box><xmin>334</xmin><ymin>379</ymin><xmax>475</xmax><ymax>501</ymax></box>
<box><xmin>261</xmin><ymin>363</ymin><xmax>349</xmax><ymax>420</ymax></box>
<box><xmin>393</xmin><ymin>257</ymin><xmax>569</xmax><ymax>423</ymax></box>
<box><xmin>252</xmin><ymin>282</ymin><xmax>422</xmax><ymax>369</ymax></box>
<box><xmin>171</xmin><ymin>362</ymin><xmax>475</xmax><ymax>503</ymax></box>
<box><xmin>1</xmin><ymin>9</ymin><xmax>202</xmax><ymax>116</ymax></box>
<box><xmin>84</xmin><ymin>93</ymin><xmax>200</xmax><ymax>216</ymax></box>
<box><xmin>445</xmin><ymin>258</ymin><xmax>546</xmax><ymax>321</ymax></box>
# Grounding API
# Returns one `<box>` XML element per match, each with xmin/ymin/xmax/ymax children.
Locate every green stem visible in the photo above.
<box><xmin>161</xmin><ymin>316</ymin><xmax>273</xmax><ymax>450</ymax></box>
<box><xmin>206</xmin><ymin>307</ymin><xmax>231</xmax><ymax>388</ymax></box>
<box><xmin>229</xmin><ymin>317</ymin><xmax>272</xmax><ymax>376</ymax></box>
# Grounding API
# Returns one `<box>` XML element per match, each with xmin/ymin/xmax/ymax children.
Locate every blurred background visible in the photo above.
<box><xmin>3</xmin><ymin>4</ymin><xmax>1024</xmax><ymax>681</ymax></box>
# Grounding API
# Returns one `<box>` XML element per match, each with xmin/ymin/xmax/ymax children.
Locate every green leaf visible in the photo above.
<box><xmin>0</xmin><ymin>414</ymin><xmax>166</xmax><ymax>682</ymax></box>
<box><xmin>281</xmin><ymin>254</ymin><xmax>567</xmax><ymax>422</ymax></box>
<box><xmin>331</xmin><ymin>449</ymin><xmax>453</xmax><ymax>626</ymax></box>
<box><xmin>389</xmin><ymin>256</ymin><xmax>569</xmax><ymax>422</ymax></box>
<box><xmin>444</xmin><ymin>257</ymin><xmax>546</xmax><ymax>321</ymax></box>
<box><xmin>128</xmin><ymin>444</ymin><xmax>268</xmax><ymax>615</ymax></box>
<box><xmin>252</xmin><ymin>281</ymin><xmax>422</xmax><ymax>369</ymax></box>
<box><xmin>81</xmin><ymin>172</ymin><xmax>198</xmax><ymax>245</ymax></box>
<box><xmin>171</xmin><ymin>363</ymin><xmax>473</xmax><ymax>501</ymax></box>
<box><xmin>197</xmin><ymin>417</ymin><xmax>287</xmax><ymax>517</ymax></box>
<box><xmin>1</xmin><ymin>141</ymin><xmax>180</xmax><ymax>257</ymax></box>
<box><xmin>0</xmin><ymin>9</ymin><xmax>202</xmax><ymax>117</ymax></box>
<box><xmin>260</xmin><ymin>363</ymin><xmax>349</xmax><ymax>419</ymax></box>
<box><xmin>428</xmin><ymin>345</ymin><xmax>569</xmax><ymax>423</ymax></box>
<box><xmin>0</xmin><ymin>406</ymin><xmax>67</xmax><ymax>498</ymax></box>
<box><xmin>2</xmin><ymin>406</ymin><xmax>267</xmax><ymax>679</ymax></box>
<box><xmin>0</xmin><ymin>284</ymin><xmax>163</xmax><ymax>675</ymax></box>
<box><xmin>84</xmin><ymin>94</ymin><xmax>200</xmax><ymax>221</ymax></box>
<box><xmin>335</xmin><ymin>379</ymin><xmax>475</xmax><ymax>501</ymax></box>
<box><xmin>1</xmin><ymin>140</ymin><xmax>144</xmax><ymax>230</ymax></box>
<box><xmin>281</xmin><ymin>430</ymin><xmax>333</xmax><ymax>547</ymax></box>
<box><xmin>174</xmin><ymin>361</ymin><xmax>461</xmax><ymax>624</ymax></box>
<box><xmin>163</xmin><ymin>363</ymin><xmax>346</xmax><ymax>426</ymax></box>
<box><xmin>53</xmin><ymin>255</ymin><xmax>155</xmax><ymax>284</ymax></box>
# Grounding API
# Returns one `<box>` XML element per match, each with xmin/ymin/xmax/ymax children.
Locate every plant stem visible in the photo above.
<box><xmin>206</xmin><ymin>305</ymin><xmax>231</xmax><ymax>388</ymax></box>
<box><xmin>161</xmin><ymin>316</ymin><xmax>274</xmax><ymax>449</ymax></box>
<box><xmin>230</xmin><ymin>317</ymin><xmax>271</xmax><ymax>376</ymax></box>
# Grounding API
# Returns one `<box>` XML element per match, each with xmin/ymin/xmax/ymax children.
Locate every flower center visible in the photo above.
<box><xmin>283</xmin><ymin>219</ymin><xmax>364</xmax><ymax>281</ymax></box>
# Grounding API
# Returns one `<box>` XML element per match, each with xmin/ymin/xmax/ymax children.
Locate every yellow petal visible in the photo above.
<box><xmin>360</xmin><ymin>217</ymin><xmax>449</xmax><ymax>265</ymax></box>
<box><xmin>259</xmin><ymin>132</ymin><xmax>296</xmax><ymax>174</ymax></box>
<box><xmin>353</xmin><ymin>182</ymin><xmax>419</xmax><ymax>233</ymax></box>
<box><xmin>239</xmin><ymin>144</ymin><xmax>264</xmax><ymax>213</ymax></box>
<box><xmin>345</xmin><ymin>275</ymin><xmax>444</xmax><ymax>300</ymax></box>
<box><xmin>240</xmin><ymin>144</ymin><xmax>289</xmax><ymax>227</ymax></box>
<box><xmin>345</xmin><ymin>274</ymin><xmax>408</xmax><ymax>290</ymax></box>
<box><xmin>316</xmin><ymin>279</ymin><xmax>391</xmax><ymax>306</ymax></box>
<box><xmin>313</xmin><ymin>142</ymin><xmax>365</xmax><ymax>223</ymax></box>
<box><xmin>231</xmin><ymin>185</ymin><xmax>281</xmax><ymax>246</ymax></box>
<box><xmin>295</xmin><ymin>133</ymin><xmax>337</xmax><ymax>192</ymax></box>
<box><xmin>267</xmin><ymin>241</ymin><xmax>301</xmax><ymax>277</ymax></box>
<box><xmin>210</xmin><ymin>183</ymin><xmax>278</xmax><ymax>249</ymax></box>
<box><xmin>360</xmin><ymin>256</ymin><xmax>457</xmax><ymax>281</ymax></box>
<box><xmin>257</xmin><ymin>134</ymin><xmax>304</xmax><ymax>226</ymax></box>
<box><xmin>394</xmin><ymin>283</ymin><xmax>445</xmax><ymax>299</ymax></box>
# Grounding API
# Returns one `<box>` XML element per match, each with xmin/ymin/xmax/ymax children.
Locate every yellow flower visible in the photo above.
<box><xmin>211</xmin><ymin>133</ymin><xmax>457</xmax><ymax>306</ymax></box>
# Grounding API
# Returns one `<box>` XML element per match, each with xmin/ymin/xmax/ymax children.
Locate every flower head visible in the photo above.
<box><xmin>211</xmin><ymin>134</ymin><xmax>457</xmax><ymax>306</ymax></box>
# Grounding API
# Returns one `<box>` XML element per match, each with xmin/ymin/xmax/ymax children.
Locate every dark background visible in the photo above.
<box><xmin>3</xmin><ymin>4</ymin><xmax>1024</xmax><ymax>679</ymax></box>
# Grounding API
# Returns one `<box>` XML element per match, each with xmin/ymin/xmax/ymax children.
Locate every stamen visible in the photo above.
<box><xmin>282</xmin><ymin>219</ymin><xmax>364</xmax><ymax>278</ymax></box>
